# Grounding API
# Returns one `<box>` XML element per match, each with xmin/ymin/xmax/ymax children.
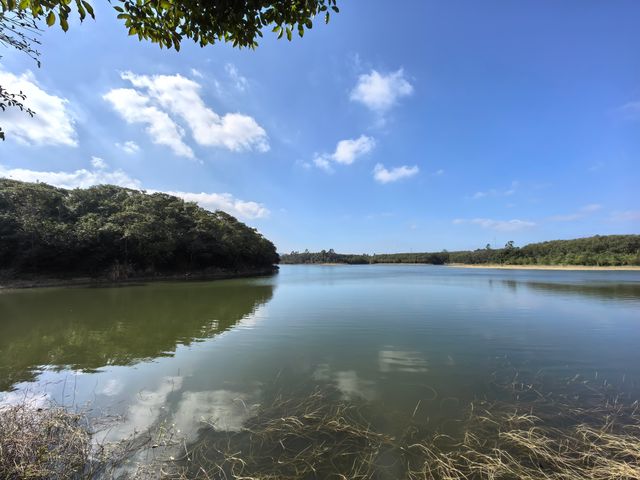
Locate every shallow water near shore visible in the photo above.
<box><xmin>1</xmin><ymin>265</ymin><xmax>640</xmax><ymax>475</ymax></box>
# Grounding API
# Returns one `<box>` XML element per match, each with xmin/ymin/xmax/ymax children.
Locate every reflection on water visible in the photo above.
<box><xmin>0</xmin><ymin>265</ymin><xmax>639</xmax><ymax>472</ymax></box>
<box><xmin>0</xmin><ymin>280</ymin><xmax>274</xmax><ymax>390</ymax></box>
<box><xmin>501</xmin><ymin>278</ymin><xmax>640</xmax><ymax>301</ymax></box>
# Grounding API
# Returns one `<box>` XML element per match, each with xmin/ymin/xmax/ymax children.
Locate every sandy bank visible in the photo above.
<box><xmin>447</xmin><ymin>263</ymin><xmax>640</xmax><ymax>271</ymax></box>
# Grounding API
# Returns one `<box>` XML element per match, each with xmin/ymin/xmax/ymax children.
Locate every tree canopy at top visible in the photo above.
<box><xmin>0</xmin><ymin>0</ymin><xmax>339</xmax><ymax>139</ymax></box>
<box><xmin>1</xmin><ymin>0</ymin><xmax>340</xmax><ymax>50</ymax></box>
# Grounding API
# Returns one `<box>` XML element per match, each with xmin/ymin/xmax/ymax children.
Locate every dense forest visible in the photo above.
<box><xmin>0</xmin><ymin>179</ymin><xmax>279</xmax><ymax>281</ymax></box>
<box><xmin>281</xmin><ymin>235</ymin><xmax>640</xmax><ymax>266</ymax></box>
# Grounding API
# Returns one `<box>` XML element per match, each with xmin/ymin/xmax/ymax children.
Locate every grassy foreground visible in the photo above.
<box><xmin>2</xmin><ymin>371</ymin><xmax>639</xmax><ymax>479</ymax></box>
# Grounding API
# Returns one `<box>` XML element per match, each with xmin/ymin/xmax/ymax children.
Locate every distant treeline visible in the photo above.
<box><xmin>281</xmin><ymin>235</ymin><xmax>640</xmax><ymax>266</ymax></box>
<box><xmin>0</xmin><ymin>179</ymin><xmax>279</xmax><ymax>281</ymax></box>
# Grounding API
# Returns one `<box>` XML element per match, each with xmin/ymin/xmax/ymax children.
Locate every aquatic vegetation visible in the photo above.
<box><xmin>2</xmin><ymin>372</ymin><xmax>639</xmax><ymax>479</ymax></box>
<box><xmin>162</xmin><ymin>375</ymin><xmax>640</xmax><ymax>479</ymax></box>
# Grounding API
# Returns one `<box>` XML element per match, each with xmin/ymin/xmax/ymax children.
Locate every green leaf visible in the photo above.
<box><xmin>286</xmin><ymin>26</ymin><xmax>291</xmax><ymax>41</ymax></box>
<box><xmin>60</xmin><ymin>17</ymin><xmax>69</xmax><ymax>32</ymax></box>
<box><xmin>46</xmin><ymin>10</ymin><xmax>55</xmax><ymax>26</ymax></box>
<box><xmin>82</xmin><ymin>0</ymin><xmax>94</xmax><ymax>18</ymax></box>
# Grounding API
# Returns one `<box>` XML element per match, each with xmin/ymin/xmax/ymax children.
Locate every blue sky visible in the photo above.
<box><xmin>1</xmin><ymin>0</ymin><xmax>639</xmax><ymax>253</ymax></box>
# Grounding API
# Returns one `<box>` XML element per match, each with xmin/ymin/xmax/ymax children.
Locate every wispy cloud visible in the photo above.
<box><xmin>0</xmin><ymin>161</ymin><xmax>269</xmax><ymax>220</ymax></box>
<box><xmin>104</xmin><ymin>71</ymin><xmax>269</xmax><ymax>157</ymax></box>
<box><xmin>470</xmin><ymin>181</ymin><xmax>519</xmax><ymax>199</ymax></box>
<box><xmin>350</xmin><ymin>68</ymin><xmax>413</xmax><ymax>115</ymax></box>
<box><xmin>549</xmin><ymin>204</ymin><xmax>602</xmax><ymax>222</ymax></box>
<box><xmin>588</xmin><ymin>161</ymin><xmax>605</xmax><ymax>172</ymax></box>
<box><xmin>373</xmin><ymin>163</ymin><xmax>419</xmax><ymax>184</ymax></box>
<box><xmin>0</xmin><ymin>69</ymin><xmax>77</xmax><ymax>146</ymax></box>
<box><xmin>225</xmin><ymin>63</ymin><xmax>249</xmax><ymax>92</ymax></box>
<box><xmin>453</xmin><ymin>218</ymin><xmax>536</xmax><ymax>232</ymax></box>
<box><xmin>617</xmin><ymin>101</ymin><xmax>640</xmax><ymax>119</ymax></box>
<box><xmin>115</xmin><ymin>140</ymin><xmax>140</xmax><ymax>154</ymax></box>
<box><xmin>90</xmin><ymin>156</ymin><xmax>108</xmax><ymax>170</ymax></box>
<box><xmin>161</xmin><ymin>190</ymin><xmax>269</xmax><ymax>219</ymax></box>
<box><xmin>313</xmin><ymin>135</ymin><xmax>376</xmax><ymax>172</ymax></box>
<box><xmin>609</xmin><ymin>210</ymin><xmax>640</xmax><ymax>222</ymax></box>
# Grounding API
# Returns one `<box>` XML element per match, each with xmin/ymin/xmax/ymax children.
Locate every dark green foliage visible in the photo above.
<box><xmin>280</xmin><ymin>249</ymin><xmax>450</xmax><ymax>265</ymax></box>
<box><xmin>1</xmin><ymin>0</ymin><xmax>339</xmax><ymax>50</ymax></box>
<box><xmin>0</xmin><ymin>179</ymin><xmax>278</xmax><ymax>280</ymax></box>
<box><xmin>281</xmin><ymin>235</ymin><xmax>640</xmax><ymax>267</ymax></box>
<box><xmin>0</xmin><ymin>10</ymin><xmax>40</xmax><ymax>141</ymax></box>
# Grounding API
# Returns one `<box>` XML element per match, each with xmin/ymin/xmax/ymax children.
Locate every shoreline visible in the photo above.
<box><xmin>446</xmin><ymin>263</ymin><xmax>640</xmax><ymax>271</ymax></box>
<box><xmin>0</xmin><ymin>266</ymin><xmax>279</xmax><ymax>290</ymax></box>
<box><xmin>282</xmin><ymin>263</ymin><xmax>640</xmax><ymax>271</ymax></box>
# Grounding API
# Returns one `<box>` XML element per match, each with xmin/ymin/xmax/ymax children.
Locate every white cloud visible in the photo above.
<box><xmin>106</xmin><ymin>72</ymin><xmax>269</xmax><ymax>154</ymax></box>
<box><xmin>373</xmin><ymin>163</ymin><xmax>419</xmax><ymax>184</ymax></box>
<box><xmin>90</xmin><ymin>156</ymin><xmax>108</xmax><ymax>170</ymax></box>
<box><xmin>115</xmin><ymin>140</ymin><xmax>140</xmax><ymax>154</ymax></box>
<box><xmin>162</xmin><ymin>190</ymin><xmax>270</xmax><ymax>219</ymax></box>
<box><xmin>0</xmin><ymin>162</ymin><xmax>142</xmax><ymax>190</ymax></box>
<box><xmin>333</xmin><ymin>135</ymin><xmax>376</xmax><ymax>164</ymax></box>
<box><xmin>225</xmin><ymin>63</ymin><xmax>249</xmax><ymax>92</ymax></box>
<box><xmin>313</xmin><ymin>135</ymin><xmax>376</xmax><ymax>172</ymax></box>
<box><xmin>190</xmin><ymin>68</ymin><xmax>204</xmax><ymax>79</ymax></box>
<box><xmin>350</xmin><ymin>68</ymin><xmax>413</xmax><ymax>113</ymax></box>
<box><xmin>433</xmin><ymin>169</ymin><xmax>445</xmax><ymax>176</ymax></box>
<box><xmin>453</xmin><ymin>218</ymin><xmax>536</xmax><ymax>232</ymax></box>
<box><xmin>103</xmin><ymin>87</ymin><xmax>194</xmax><ymax>158</ymax></box>
<box><xmin>313</xmin><ymin>155</ymin><xmax>333</xmax><ymax>172</ymax></box>
<box><xmin>0</xmin><ymin>161</ymin><xmax>269</xmax><ymax>219</ymax></box>
<box><xmin>549</xmin><ymin>204</ymin><xmax>602</xmax><ymax>222</ymax></box>
<box><xmin>0</xmin><ymin>69</ymin><xmax>77</xmax><ymax>146</ymax></box>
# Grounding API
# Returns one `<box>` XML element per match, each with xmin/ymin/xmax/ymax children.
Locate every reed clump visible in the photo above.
<box><xmin>0</xmin><ymin>402</ymin><xmax>91</xmax><ymax>479</ymax></box>
<box><xmin>165</xmin><ymin>378</ymin><xmax>640</xmax><ymax>480</ymax></box>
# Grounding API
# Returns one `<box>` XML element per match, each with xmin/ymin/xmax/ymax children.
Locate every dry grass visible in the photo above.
<box><xmin>0</xmin><ymin>402</ymin><xmax>90</xmax><ymax>479</ymax></box>
<box><xmin>161</xmin><ymin>375</ymin><xmax>640</xmax><ymax>480</ymax></box>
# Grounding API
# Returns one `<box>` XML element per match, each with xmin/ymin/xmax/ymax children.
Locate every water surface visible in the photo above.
<box><xmin>1</xmin><ymin>265</ymin><xmax>639</xmax><ymax>455</ymax></box>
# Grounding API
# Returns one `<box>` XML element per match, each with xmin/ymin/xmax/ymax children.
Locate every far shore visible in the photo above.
<box><xmin>447</xmin><ymin>263</ymin><xmax>640</xmax><ymax>271</ymax></box>
<box><xmin>283</xmin><ymin>263</ymin><xmax>640</xmax><ymax>271</ymax></box>
<box><xmin>0</xmin><ymin>266</ymin><xmax>278</xmax><ymax>291</ymax></box>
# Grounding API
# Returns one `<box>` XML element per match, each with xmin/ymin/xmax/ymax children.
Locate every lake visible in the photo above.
<box><xmin>1</xmin><ymin>264</ymin><xmax>640</xmax><ymax>477</ymax></box>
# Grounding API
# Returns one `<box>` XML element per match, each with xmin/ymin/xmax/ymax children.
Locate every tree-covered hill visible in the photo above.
<box><xmin>281</xmin><ymin>235</ymin><xmax>640</xmax><ymax>267</ymax></box>
<box><xmin>0</xmin><ymin>179</ymin><xmax>279</xmax><ymax>281</ymax></box>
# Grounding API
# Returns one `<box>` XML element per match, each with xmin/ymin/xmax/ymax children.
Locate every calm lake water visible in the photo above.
<box><xmin>1</xmin><ymin>265</ymin><xmax>640</xmax><ymax>470</ymax></box>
